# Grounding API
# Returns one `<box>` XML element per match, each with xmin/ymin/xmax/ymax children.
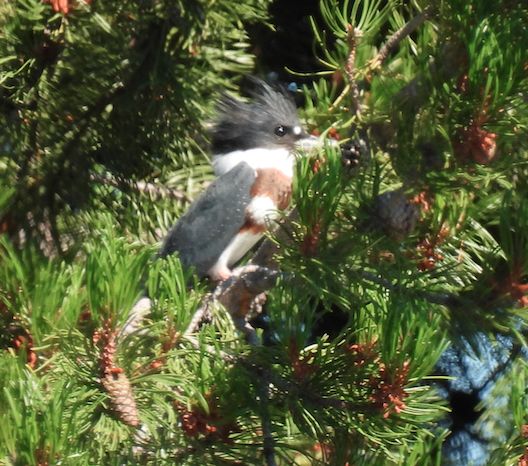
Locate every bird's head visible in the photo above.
<box><xmin>211</xmin><ymin>79</ymin><xmax>314</xmax><ymax>155</ymax></box>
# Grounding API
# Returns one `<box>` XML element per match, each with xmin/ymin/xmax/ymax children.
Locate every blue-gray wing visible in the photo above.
<box><xmin>159</xmin><ymin>162</ymin><xmax>256</xmax><ymax>277</ymax></box>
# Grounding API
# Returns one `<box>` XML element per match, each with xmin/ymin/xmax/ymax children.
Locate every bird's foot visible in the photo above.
<box><xmin>211</xmin><ymin>267</ymin><xmax>232</xmax><ymax>282</ymax></box>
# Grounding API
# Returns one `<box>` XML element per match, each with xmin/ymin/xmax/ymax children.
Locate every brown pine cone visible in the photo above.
<box><xmin>375</xmin><ymin>189</ymin><xmax>420</xmax><ymax>239</ymax></box>
<box><xmin>102</xmin><ymin>368</ymin><xmax>140</xmax><ymax>427</ymax></box>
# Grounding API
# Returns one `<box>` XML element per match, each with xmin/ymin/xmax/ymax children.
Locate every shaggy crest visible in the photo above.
<box><xmin>211</xmin><ymin>79</ymin><xmax>305</xmax><ymax>154</ymax></box>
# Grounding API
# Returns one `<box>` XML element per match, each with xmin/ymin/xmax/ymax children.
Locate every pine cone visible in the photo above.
<box><xmin>95</xmin><ymin>321</ymin><xmax>119</xmax><ymax>369</ymax></box>
<box><xmin>375</xmin><ymin>189</ymin><xmax>420</xmax><ymax>238</ymax></box>
<box><xmin>102</xmin><ymin>368</ymin><xmax>140</xmax><ymax>427</ymax></box>
<box><xmin>97</xmin><ymin>324</ymin><xmax>139</xmax><ymax>427</ymax></box>
<box><xmin>341</xmin><ymin>137</ymin><xmax>370</xmax><ymax>174</ymax></box>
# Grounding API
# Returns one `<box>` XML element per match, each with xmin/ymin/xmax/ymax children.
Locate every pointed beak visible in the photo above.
<box><xmin>295</xmin><ymin>132</ymin><xmax>339</xmax><ymax>153</ymax></box>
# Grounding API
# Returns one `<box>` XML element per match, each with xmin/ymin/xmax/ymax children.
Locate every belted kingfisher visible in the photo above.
<box><xmin>159</xmin><ymin>80</ymin><xmax>317</xmax><ymax>281</ymax></box>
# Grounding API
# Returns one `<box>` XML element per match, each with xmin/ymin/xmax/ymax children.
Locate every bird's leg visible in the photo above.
<box><xmin>212</xmin><ymin>267</ymin><xmax>232</xmax><ymax>282</ymax></box>
<box><xmin>215</xmin><ymin>265</ymin><xmax>283</xmax><ymax>345</ymax></box>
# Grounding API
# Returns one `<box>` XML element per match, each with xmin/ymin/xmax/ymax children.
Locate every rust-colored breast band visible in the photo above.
<box><xmin>238</xmin><ymin>168</ymin><xmax>293</xmax><ymax>235</ymax></box>
<box><xmin>250</xmin><ymin>168</ymin><xmax>293</xmax><ymax>211</ymax></box>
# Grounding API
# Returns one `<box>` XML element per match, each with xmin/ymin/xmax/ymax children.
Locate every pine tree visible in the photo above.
<box><xmin>1</xmin><ymin>0</ymin><xmax>528</xmax><ymax>465</ymax></box>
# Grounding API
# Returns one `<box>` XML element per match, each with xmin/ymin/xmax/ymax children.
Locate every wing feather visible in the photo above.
<box><xmin>160</xmin><ymin>162</ymin><xmax>255</xmax><ymax>277</ymax></box>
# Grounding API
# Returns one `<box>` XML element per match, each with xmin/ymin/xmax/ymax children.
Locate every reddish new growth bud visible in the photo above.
<box><xmin>77</xmin><ymin>309</ymin><xmax>92</xmax><ymax>326</ymax></box>
<box><xmin>454</xmin><ymin>124</ymin><xmax>497</xmax><ymax>164</ymax></box>
<box><xmin>312</xmin><ymin>440</ymin><xmax>354</xmax><ymax>465</ymax></box>
<box><xmin>309</xmin><ymin>155</ymin><xmax>326</xmax><ymax>174</ymax></box>
<box><xmin>35</xmin><ymin>445</ymin><xmax>60</xmax><ymax>466</ymax></box>
<box><xmin>143</xmin><ymin>330</ymin><xmax>181</xmax><ymax>373</ymax></box>
<box><xmin>328</xmin><ymin>127</ymin><xmax>341</xmax><ymax>141</ymax></box>
<box><xmin>42</xmin><ymin>0</ymin><xmax>93</xmax><ymax>14</ymax></box>
<box><xmin>519</xmin><ymin>425</ymin><xmax>528</xmax><ymax>466</ymax></box>
<box><xmin>410</xmin><ymin>191</ymin><xmax>432</xmax><ymax>212</ymax></box>
<box><xmin>176</xmin><ymin>394</ymin><xmax>240</xmax><ymax>444</ymax></box>
<box><xmin>331</xmin><ymin>70</ymin><xmax>345</xmax><ymax>88</ymax></box>
<box><xmin>491</xmin><ymin>261</ymin><xmax>528</xmax><ymax>308</ymax></box>
<box><xmin>287</xmin><ymin>337</ymin><xmax>320</xmax><ymax>383</ymax></box>
<box><xmin>453</xmin><ymin>83</ymin><xmax>498</xmax><ymax>164</ymax></box>
<box><xmin>300</xmin><ymin>220</ymin><xmax>322</xmax><ymax>257</ymax></box>
<box><xmin>369</xmin><ymin>361</ymin><xmax>411</xmax><ymax>418</ymax></box>
<box><xmin>344</xmin><ymin>339</ymin><xmax>379</xmax><ymax>367</ymax></box>
<box><xmin>415</xmin><ymin>225</ymin><xmax>449</xmax><ymax>272</ymax></box>
<box><xmin>416</xmin><ymin>239</ymin><xmax>443</xmax><ymax>271</ymax></box>
<box><xmin>346</xmin><ymin>341</ymin><xmax>411</xmax><ymax>416</ymax></box>
<box><xmin>11</xmin><ymin>330</ymin><xmax>37</xmax><ymax>369</ymax></box>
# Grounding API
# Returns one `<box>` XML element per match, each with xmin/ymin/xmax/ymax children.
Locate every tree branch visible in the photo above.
<box><xmin>370</xmin><ymin>6</ymin><xmax>435</xmax><ymax>70</ymax></box>
<box><xmin>361</xmin><ymin>270</ymin><xmax>460</xmax><ymax>307</ymax></box>
<box><xmin>183</xmin><ymin>210</ymin><xmax>298</xmax><ymax>343</ymax></box>
<box><xmin>346</xmin><ymin>25</ymin><xmax>363</xmax><ymax>116</ymax></box>
<box><xmin>184</xmin><ymin>265</ymin><xmax>283</xmax><ymax>346</ymax></box>
<box><xmin>90</xmin><ymin>173</ymin><xmax>192</xmax><ymax>202</ymax></box>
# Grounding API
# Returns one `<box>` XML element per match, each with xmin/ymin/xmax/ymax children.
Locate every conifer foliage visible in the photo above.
<box><xmin>1</xmin><ymin>0</ymin><xmax>528</xmax><ymax>465</ymax></box>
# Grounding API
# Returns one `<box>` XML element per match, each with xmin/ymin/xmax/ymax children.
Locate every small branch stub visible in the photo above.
<box><xmin>346</xmin><ymin>25</ymin><xmax>363</xmax><ymax>116</ymax></box>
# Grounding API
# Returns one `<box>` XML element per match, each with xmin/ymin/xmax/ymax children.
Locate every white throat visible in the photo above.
<box><xmin>212</xmin><ymin>147</ymin><xmax>295</xmax><ymax>178</ymax></box>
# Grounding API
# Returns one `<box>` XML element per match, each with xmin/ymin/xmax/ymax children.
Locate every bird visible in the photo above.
<box><xmin>159</xmin><ymin>79</ymin><xmax>317</xmax><ymax>281</ymax></box>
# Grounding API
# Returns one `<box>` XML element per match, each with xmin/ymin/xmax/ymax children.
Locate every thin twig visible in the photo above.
<box><xmin>361</xmin><ymin>270</ymin><xmax>459</xmax><ymax>307</ymax></box>
<box><xmin>327</xmin><ymin>83</ymin><xmax>351</xmax><ymax>112</ymax></box>
<box><xmin>90</xmin><ymin>173</ymin><xmax>191</xmax><ymax>202</ymax></box>
<box><xmin>258</xmin><ymin>369</ymin><xmax>277</xmax><ymax>466</ymax></box>
<box><xmin>185</xmin><ymin>294</ymin><xmax>214</xmax><ymax>334</ymax></box>
<box><xmin>182</xmin><ymin>334</ymin><xmax>231</xmax><ymax>360</ymax></box>
<box><xmin>241</xmin><ymin>359</ymin><xmax>371</xmax><ymax>414</ymax></box>
<box><xmin>119</xmin><ymin>296</ymin><xmax>152</xmax><ymax>339</ymax></box>
<box><xmin>370</xmin><ymin>6</ymin><xmax>435</xmax><ymax>70</ymax></box>
<box><xmin>480</xmin><ymin>344</ymin><xmax>524</xmax><ymax>394</ymax></box>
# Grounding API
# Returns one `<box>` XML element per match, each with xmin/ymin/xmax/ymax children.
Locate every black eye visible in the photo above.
<box><xmin>274</xmin><ymin>125</ymin><xmax>287</xmax><ymax>137</ymax></box>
